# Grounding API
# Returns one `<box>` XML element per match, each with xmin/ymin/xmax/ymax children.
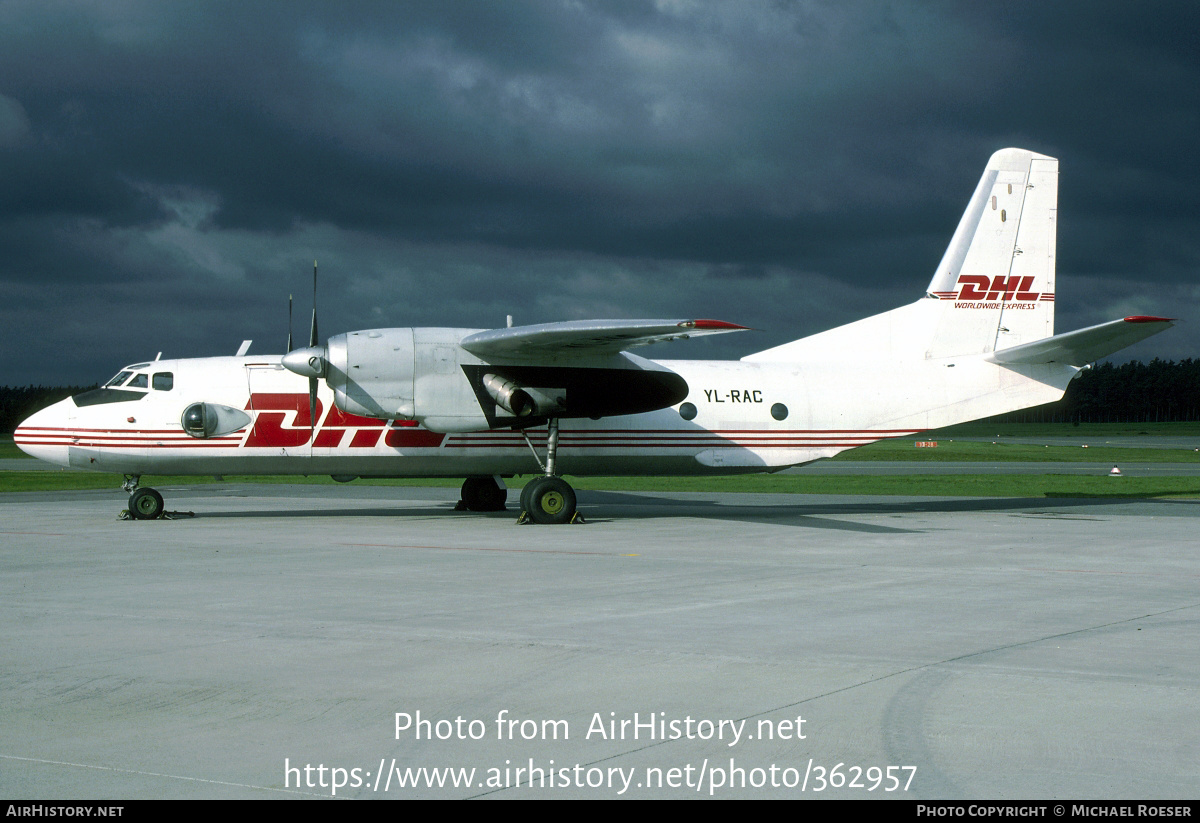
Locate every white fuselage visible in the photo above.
<box><xmin>14</xmin><ymin>349</ymin><xmax>1075</xmax><ymax>479</ymax></box>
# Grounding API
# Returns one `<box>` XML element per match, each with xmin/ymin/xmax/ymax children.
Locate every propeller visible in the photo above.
<box><xmin>286</xmin><ymin>294</ymin><xmax>293</xmax><ymax>353</ymax></box>
<box><xmin>280</xmin><ymin>260</ymin><xmax>327</xmax><ymax>433</ymax></box>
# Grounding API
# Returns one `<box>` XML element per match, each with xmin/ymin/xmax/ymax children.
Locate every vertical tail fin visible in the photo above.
<box><xmin>925</xmin><ymin>147</ymin><xmax>1058</xmax><ymax>357</ymax></box>
<box><xmin>743</xmin><ymin>148</ymin><xmax>1058</xmax><ymax>363</ymax></box>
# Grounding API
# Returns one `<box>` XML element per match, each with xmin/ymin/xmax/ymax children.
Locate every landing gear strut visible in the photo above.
<box><xmin>518</xmin><ymin>419</ymin><xmax>581</xmax><ymax>525</ymax></box>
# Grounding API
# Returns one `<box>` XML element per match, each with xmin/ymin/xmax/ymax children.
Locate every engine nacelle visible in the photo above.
<box><xmin>324</xmin><ymin>328</ymin><xmax>416</xmax><ymax>419</ymax></box>
<box><xmin>324</xmin><ymin>327</ymin><xmax>492</xmax><ymax>432</ymax></box>
<box><xmin>313</xmin><ymin>326</ymin><xmax>689</xmax><ymax>433</ymax></box>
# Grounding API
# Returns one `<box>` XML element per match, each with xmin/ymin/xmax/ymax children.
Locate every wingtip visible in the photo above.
<box><xmin>684</xmin><ymin>319</ymin><xmax>752</xmax><ymax>331</ymax></box>
<box><xmin>1123</xmin><ymin>315</ymin><xmax>1175</xmax><ymax>324</ymax></box>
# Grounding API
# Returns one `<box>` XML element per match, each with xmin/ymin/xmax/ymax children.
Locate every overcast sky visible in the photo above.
<box><xmin>1</xmin><ymin>1</ymin><xmax>1196</xmax><ymax>385</ymax></box>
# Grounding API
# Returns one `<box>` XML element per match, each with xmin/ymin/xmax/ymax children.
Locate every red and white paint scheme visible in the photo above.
<box><xmin>15</xmin><ymin>149</ymin><xmax>1174</xmax><ymax>523</ymax></box>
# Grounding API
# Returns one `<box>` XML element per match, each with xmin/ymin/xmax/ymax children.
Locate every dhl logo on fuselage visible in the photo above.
<box><xmin>242</xmin><ymin>393</ymin><xmax>444</xmax><ymax>449</ymax></box>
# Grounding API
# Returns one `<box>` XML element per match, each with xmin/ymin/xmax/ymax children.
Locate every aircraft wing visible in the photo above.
<box><xmin>987</xmin><ymin>316</ymin><xmax>1175</xmax><ymax>367</ymax></box>
<box><xmin>460</xmin><ymin>319</ymin><xmax>749</xmax><ymax>360</ymax></box>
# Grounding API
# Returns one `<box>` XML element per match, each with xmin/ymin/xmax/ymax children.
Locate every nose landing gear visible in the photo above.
<box><xmin>120</xmin><ymin>475</ymin><xmax>166</xmax><ymax>520</ymax></box>
<box><xmin>128</xmin><ymin>487</ymin><xmax>165</xmax><ymax>520</ymax></box>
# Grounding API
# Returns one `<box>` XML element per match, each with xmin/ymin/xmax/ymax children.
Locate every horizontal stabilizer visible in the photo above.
<box><xmin>461</xmin><ymin>319</ymin><xmax>748</xmax><ymax>360</ymax></box>
<box><xmin>987</xmin><ymin>316</ymin><xmax>1174</xmax><ymax>367</ymax></box>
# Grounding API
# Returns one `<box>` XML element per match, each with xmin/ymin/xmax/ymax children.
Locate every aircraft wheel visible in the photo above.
<box><xmin>525</xmin><ymin>476</ymin><xmax>576</xmax><ymax>525</ymax></box>
<box><xmin>129</xmin><ymin>487</ymin><xmax>165</xmax><ymax>520</ymax></box>
<box><xmin>461</xmin><ymin>476</ymin><xmax>506</xmax><ymax>511</ymax></box>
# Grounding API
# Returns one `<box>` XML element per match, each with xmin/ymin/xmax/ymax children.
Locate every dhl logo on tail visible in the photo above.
<box><xmin>931</xmin><ymin>275</ymin><xmax>1055</xmax><ymax>306</ymax></box>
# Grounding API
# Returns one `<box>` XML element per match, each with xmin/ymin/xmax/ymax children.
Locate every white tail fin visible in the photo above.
<box><xmin>744</xmin><ymin>148</ymin><xmax>1058</xmax><ymax>363</ymax></box>
<box><xmin>925</xmin><ymin>147</ymin><xmax>1057</xmax><ymax>356</ymax></box>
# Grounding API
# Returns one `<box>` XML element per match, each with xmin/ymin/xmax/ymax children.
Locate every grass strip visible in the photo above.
<box><xmin>831</xmin><ymin>439</ymin><xmax>1200</xmax><ymax>463</ymax></box>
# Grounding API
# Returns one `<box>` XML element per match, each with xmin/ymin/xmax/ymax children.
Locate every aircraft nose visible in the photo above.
<box><xmin>13</xmin><ymin>397</ymin><xmax>74</xmax><ymax>468</ymax></box>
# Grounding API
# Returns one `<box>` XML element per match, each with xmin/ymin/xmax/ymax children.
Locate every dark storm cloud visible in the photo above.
<box><xmin>0</xmin><ymin>1</ymin><xmax>1196</xmax><ymax>383</ymax></box>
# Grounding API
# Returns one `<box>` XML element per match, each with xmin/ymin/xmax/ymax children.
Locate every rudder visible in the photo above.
<box><xmin>925</xmin><ymin>147</ymin><xmax>1058</xmax><ymax>357</ymax></box>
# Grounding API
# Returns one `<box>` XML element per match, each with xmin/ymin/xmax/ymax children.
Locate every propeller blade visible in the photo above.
<box><xmin>309</xmin><ymin>376</ymin><xmax>319</xmax><ymax>434</ymax></box>
<box><xmin>309</xmin><ymin>260</ymin><xmax>319</xmax><ymax>348</ymax></box>
<box><xmin>287</xmin><ymin>294</ymin><xmax>294</xmax><ymax>353</ymax></box>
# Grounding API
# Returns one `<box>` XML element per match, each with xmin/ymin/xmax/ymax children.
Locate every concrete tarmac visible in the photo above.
<box><xmin>1</xmin><ymin>483</ymin><xmax>1197</xmax><ymax>799</ymax></box>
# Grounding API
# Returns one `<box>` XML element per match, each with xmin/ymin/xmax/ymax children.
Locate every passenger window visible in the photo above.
<box><xmin>127</xmin><ymin>373</ymin><xmax>149</xmax><ymax>389</ymax></box>
<box><xmin>153</xmin><ymin>373</ymin><xmax>174</xmax><ymax>391</ymax></box>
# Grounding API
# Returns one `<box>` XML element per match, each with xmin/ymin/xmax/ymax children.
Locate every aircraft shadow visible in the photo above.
<box><xmin>179</xmin><ymin>503</ymin><xmax>913</xmax><ymax>533</ymax></box>
<box><xmin>189</xmin><ymin>505</ymin><xmax>490</xmax><ymax>520</ymax></box>
<box><xmin>571</xmin><ymin>490</ymin><xmax>1162</xmax><ymax>532</ymax></box>
<box><xmin>578</xmin><ymin>489</ymin><xmax>1156</xmax><ymax>515</ymax></box>
<box><xmin>171</xmin><ymin>489</ymin><xmax>1170</xmax><ymax>534</ymax></box>
<box><xmin>184</xmin><ymin>504</ymin><xmax>915</xmax><ymax>533</ymax></box>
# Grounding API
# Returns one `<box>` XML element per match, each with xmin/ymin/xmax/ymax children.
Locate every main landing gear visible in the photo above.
<box><xmin>458</xmin><ymin>475</ymin><xmax>508</xmax><ymax>511</ymax></box>
<box><xmin>123</xmin><ymin>475</ymin><xmax>165</xmax><ymax>520</ymax></box>
<box><xmin>520</xmin><ymin>475</ymin><xmax>577</xmax><ymax>525</ymax></box>
<box><xmin>517</xmin><ymin>419</ymin><xmax>582</xmax><ymax>525</ymax></box>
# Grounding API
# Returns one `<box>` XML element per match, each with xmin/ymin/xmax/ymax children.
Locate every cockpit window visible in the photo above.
<box><xmin>86</xmin><ymin>366</ymin><xmax>156</xmax><ymax>405</ymax></box>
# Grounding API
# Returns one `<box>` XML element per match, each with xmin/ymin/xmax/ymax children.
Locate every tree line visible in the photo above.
<box><xmin>1</xmin><ymin>385</ymin><xmax>96</xmax><ymax>435</ymax></box>
<box><xmin>995</xmin><ymin>359</ymin><xmax>1200</xmax><ymax>424</ymax></box>
<box><xmin>2</xmin><ymin>358</ymin><xmax>1200</xmax><ymax>433</ymax></box>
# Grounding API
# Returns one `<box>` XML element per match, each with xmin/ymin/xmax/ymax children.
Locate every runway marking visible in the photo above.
<box><xmin>0</xmin><ymin>753</ymin><xmax>322</xmax><ymax>798</ymax></box>
<box><xmin>338</xmin><ymin>542</ymin><xmax>635</xmax><ymax>557</ymax></box>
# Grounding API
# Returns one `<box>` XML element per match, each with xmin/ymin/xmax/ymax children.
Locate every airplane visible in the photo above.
<box><xmin>14</xmin><ymin>148</ymin><xmax>1174</xmax><ymax>524</ymax></box>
